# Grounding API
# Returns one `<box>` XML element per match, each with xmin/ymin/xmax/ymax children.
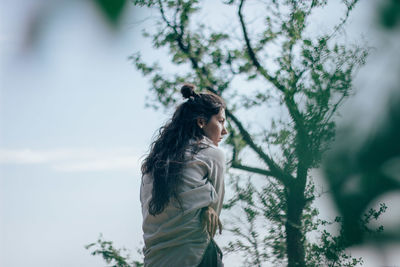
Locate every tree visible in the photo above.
<box><xmin>129</xmin><ymin>0</ymin><xmax>378</xmax><ymax>266</ymax></box>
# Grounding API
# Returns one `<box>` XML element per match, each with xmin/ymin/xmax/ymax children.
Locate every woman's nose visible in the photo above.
<box><xmin>222</xmin><ymin>127</ymin><xmax>228</xmax><ymax>136</ymax></box>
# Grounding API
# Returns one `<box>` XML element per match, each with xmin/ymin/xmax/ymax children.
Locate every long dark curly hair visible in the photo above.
<box><xmin>141</xmin><ymin>84</ymin><xmax>225</xmax><ymax>216</ymax></box>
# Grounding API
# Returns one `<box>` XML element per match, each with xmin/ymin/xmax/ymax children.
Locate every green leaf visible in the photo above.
<box><xmin>303</xmin><ymin>39</ymin><xmax>312</xmax><ymax>46</ymax></box>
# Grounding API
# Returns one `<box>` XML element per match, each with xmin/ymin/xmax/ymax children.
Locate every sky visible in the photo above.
<box><xmin>0</xmin><ymin>1</ymin><xmax>165</xmax><ymax>266</ymax></box>
<box><xmin>1</xmin><ymin>0</ymin><xmax>400</xmax><ymax>267</ymax></box>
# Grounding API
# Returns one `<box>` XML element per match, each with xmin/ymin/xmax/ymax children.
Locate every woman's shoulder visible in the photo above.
<box><xmin>197</xmin><ymin>137</ymin><xmax>225</xmax><ymax>164</ymax></box>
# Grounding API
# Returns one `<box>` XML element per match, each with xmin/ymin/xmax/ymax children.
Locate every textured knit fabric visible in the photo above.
<box><xmin>140</xmin><ymin>136</ymin><xmax>226</xmax><ymax>267</ymax></box>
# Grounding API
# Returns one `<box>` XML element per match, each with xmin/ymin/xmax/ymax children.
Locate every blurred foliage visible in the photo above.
<box><xmin>379</xmin><ymin>0</ymin><xmax>400</xmax><ymax>29</ymax></box>
<box><xmin>93</xmin><ymin>0</ymin><xmax>127</xmax><ymax>27</ymax></box>
<box><xmin>323</xmin><ymin>0</ymin><xmax>400</xmax><ymax>247</ymax></box>
<box><xmin>324</xmin><ymin>92</ymin><xmax>400</xmax><ymax>245</ymax></box>
<box><xmin>86</xmin><ymin>234</ymin><xmax>144</xmax><ymax>267</ymax></box>
<box><xmin>23</xmin><ymin>0</ymin><xmax>129</xmax><ymax>49</ymax></box>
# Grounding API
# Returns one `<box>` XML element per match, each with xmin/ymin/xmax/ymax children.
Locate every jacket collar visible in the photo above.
<box><xmin>200</xmin><ymin>136</ymin><xmax>217</xmax><ymax>148</ymax></box>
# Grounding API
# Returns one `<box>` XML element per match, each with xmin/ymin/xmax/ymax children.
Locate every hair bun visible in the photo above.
<box><xmin>181</xmin><ymin>83</ymin><xmax>196</xmax><ymax>99</ymax></box>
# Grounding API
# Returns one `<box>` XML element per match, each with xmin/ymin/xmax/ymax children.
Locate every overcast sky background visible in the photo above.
<box><xmin>1</xmin><ymin>0</ymin><xmax>400</xmax><ymax>266</ymax></box>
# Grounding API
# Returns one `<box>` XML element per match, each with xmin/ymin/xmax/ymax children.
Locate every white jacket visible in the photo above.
<box><xmin>140</xmin><ymin>136</ymin><xmax>225</xmax><ymax>267</ymax></box>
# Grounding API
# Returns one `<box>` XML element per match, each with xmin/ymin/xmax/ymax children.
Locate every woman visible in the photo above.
<box><xmin>140</xmin><ymin>83</ymin><xmax>227</xmax><ymax>267</ymax></box>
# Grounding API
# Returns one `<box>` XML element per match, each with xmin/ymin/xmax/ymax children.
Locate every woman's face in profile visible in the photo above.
<box><xmin>201</xmin><ymin>108</ymin><xmax>228</xmax><ymax>146</ymax></box>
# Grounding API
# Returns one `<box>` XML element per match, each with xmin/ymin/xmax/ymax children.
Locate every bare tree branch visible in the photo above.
<box><xmin>238</xmin><ymin>0</ymin><xmax>286</xmax><ymax>93</ymax></box>
<box><xmin>231</xmin><ymin>161</ymin><xmax>274</xmax><ymax>177</ymax></box>
<box><xmin>223</xmin><ymin>107</ymin><xmax>293</xmax><ymax>186</ymax></box>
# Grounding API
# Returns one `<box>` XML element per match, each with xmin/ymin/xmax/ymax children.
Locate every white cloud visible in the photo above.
<box><xmin>53</xmin><ymin>156</ymin><xmax>139</xmax><ymax>172</ymax></box>
<box><xmin>0</xmin><ymin>148</ymin><xmax>142</xmax><ymax>172</ymax></box>
<box><xmin>0</xmin><ymin>149</ymin><xmax>49</xmax><ymax>164</ymax></box>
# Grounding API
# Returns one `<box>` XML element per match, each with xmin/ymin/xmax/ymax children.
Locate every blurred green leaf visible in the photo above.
<box><xmin>324</xmin><ymin>93</ymin><xmax>400</xmax><ymax>245</ymax></box>
<box><xmin>94</xmin><ymin>0</ymin><xmax>127</xmax><ymax>26</ymax></box>
<box><xmin>380</xmin><ymin>0</ymin><xmax>400</xmax><ymax>29</ymax></box>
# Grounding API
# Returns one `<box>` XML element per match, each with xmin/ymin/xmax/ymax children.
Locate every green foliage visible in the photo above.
<box><xmin>132</xmin><ymin>0</ymin><xmax>158</xmax><ymax>7</ymax></box>
<box><xmin>306</xmin><ymin>203</ymin><xmax>387</xmax><ymax>267</ymax></box>
<box><xmin>85</xmin><ymin>234</ymin><xmax>143</xmax><ymax>267</ymax></box>
<box><xmin>224</xmin><ymin>174</ymin><xmax>386</xmax><ymax>267</ymax></box>
<box><xmin>224</xmin><ymin>175</ymin><xmax>274</xmax><ymax>266</ymax></box>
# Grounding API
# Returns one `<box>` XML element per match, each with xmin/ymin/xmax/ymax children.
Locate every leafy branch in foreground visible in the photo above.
<box><xmin>85</xmin><ymin>234</ymin><xmax>143</xmax><ymax>267</ymax></box>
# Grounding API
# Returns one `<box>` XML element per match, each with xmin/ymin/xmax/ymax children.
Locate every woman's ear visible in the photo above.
<box><xmin>197</xmin><ymin>117</ymin><xmax>206</xmax><ymax>129</ymax></box>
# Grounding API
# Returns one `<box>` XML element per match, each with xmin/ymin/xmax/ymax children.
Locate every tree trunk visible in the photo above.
<box><xmin>285</xmin><ymin>186</ymin><xmax>306</xmax><ymax>267</ymax></box>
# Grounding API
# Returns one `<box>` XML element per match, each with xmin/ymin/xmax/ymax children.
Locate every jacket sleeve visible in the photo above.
<box><xmin>205</xmin><ymin>147</ymin><xmax>225</xmax><ymax>215</ymax></box>
<box><xmin>178</xmin><ymin>146</ymin><xmax>226</xmax><ymax>216</ymax></box>
<box><xmin>200</xmin><ymin>147</ymin><xmax>225</xmax><ymax>215</ymax></box>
